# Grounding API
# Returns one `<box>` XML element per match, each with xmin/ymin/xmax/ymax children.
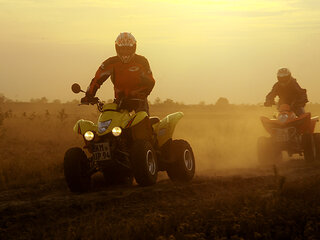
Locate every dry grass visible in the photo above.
<box><xmin>1</xmin><ymin>102</ymin><xmax>320</xmax><ymax>239</ymax></box>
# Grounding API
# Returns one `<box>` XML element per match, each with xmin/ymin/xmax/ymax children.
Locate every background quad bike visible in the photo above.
<box><xmin>257</xmin><ymin>106</ymin><xmax>320</xmax><ymax>164</ymax></box>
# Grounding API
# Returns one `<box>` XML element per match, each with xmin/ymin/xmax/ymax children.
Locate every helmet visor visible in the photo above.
<box><xmin>116</xmin><ymin>45</ymin><xmax>136</xmax><ymax>56</ymax></box>
<box><xmin>277</xmin><ymin>75</ymin><xmax>290</xmax><ymax>84</ymax></box>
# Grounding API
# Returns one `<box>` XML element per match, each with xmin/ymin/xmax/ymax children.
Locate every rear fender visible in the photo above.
<box><xmin>154</xmin><ymin>112</ymin><xmax>184</xmax><ymax>147</ymax></box>
<box><xmin>73</xmin><ymin>119</ymin><xmax>98</xmax><ymax>135</ymax></box>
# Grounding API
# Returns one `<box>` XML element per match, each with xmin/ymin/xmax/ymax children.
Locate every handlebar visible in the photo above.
<box><xmin>72</xmin><ymin>83</ymin><xmax>146</xmax><ymax>112</ymax></box>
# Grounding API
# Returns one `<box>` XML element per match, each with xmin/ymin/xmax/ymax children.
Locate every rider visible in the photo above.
<box><xmin>264</xmin><ymin>68</ymin><xmax>308</xmax><ymax>116</ymax></box>
<box><xmin>81</xmin><ymin>32</ymin><xmax>155</xmax><ymax>115</ymax></box>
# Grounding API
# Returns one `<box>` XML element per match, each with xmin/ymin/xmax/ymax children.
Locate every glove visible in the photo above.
<box><xmin>81</xmin><ymin>96</ymin><xmax>91</xmax><ymax>105</ymax></box>
<box><xmin>81</xmin><ymin>95</ymin><xmax>98</xmax><ymax>105</ymax></box>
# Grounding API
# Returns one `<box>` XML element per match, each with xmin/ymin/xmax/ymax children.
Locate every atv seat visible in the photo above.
<box><xmin>149</xmin><ymin>117</ymin><xmax>160</xmax><ymax>126</ymax></box>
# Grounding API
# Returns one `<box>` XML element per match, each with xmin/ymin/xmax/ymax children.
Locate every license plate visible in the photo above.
<box><xmin>274</xmin><ymin>129</ymin><xmax>289</xmax><ymax>142</ymax></box>
<box><xmin>92</xmin><ymin>142</ymin><xmax>111</xmax><ymax>161</ymax></box>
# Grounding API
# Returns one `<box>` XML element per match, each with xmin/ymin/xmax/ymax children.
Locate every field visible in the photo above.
<box><xmin>1</xmin><ymin>101</ymin><xmax>320</xmax><ymax>239</ymax></box>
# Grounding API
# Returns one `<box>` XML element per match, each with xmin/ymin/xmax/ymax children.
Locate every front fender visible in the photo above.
<box><xmin>73</xmin><ymin>119</ymin><xmax>98</xmax><ymax>135</ymax></box>
<box><xmin>154</xmin><ymin>112</ymin><xmax>184</xmax><ymax>147</ymax></box>
<box><xmin>130</xmin><ymin>111</ymin><xmax>149</xmax><ymax>127</ymax></box>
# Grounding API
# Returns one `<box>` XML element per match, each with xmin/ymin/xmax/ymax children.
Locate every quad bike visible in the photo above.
<box><xmin>258</xmin><ymin>103</ymin><xmax>320</xmax><ymax>164</ymax></box>
<box><xmin>64</xmin><ymin>83</ymin><xmax>195</xmax><ymax>192</ymax></box>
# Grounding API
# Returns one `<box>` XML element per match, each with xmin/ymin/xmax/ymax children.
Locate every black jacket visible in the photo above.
<box><xmin>265</xmin><ymin>77</ymin><xmax>308</xmax><ymax>106</ymax></box>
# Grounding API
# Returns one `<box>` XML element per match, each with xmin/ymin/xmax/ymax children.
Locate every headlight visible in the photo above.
<box><xmin>84</xmin><ymin>131</ymin><xmax>95</xmax><ymax>141</ymax></box>
<box><xmin>112</xmin><ymin>127</ymin><xmax>122</xmax><ymax>137</ymax></box>
<box><xmin>278</xmin><ymin>113</ymin><xmax>289</xmax><ymax>123</ymax></box>
<box><xmin>98</xmin><ymin>119</ymin><xmax>112</xmax><ymax>133</ymax></box>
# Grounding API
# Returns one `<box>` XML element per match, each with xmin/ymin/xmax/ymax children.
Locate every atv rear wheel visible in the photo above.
<box><xmin>302</xmin><ymin>133</ymin><xmax>316</xmax><ymax>162</ymax></box>
<box><xmin>64</xmin><ymin>147</ymin><xmax>91</xmax><ymax>193</ymax></box>
<box><xmin>130</xmin><ymin>140</ymin><xmax>158</xmax><ymax>186</ymax></box>
<box><xmin>257</xmin><ymin>137</ymin><xmax>282</xmax><ymax>164</ymax></box>
<box><xmin>166</xmin><ymin>140</ymin><xmax>195</xmax><ymax>182</ymax></box>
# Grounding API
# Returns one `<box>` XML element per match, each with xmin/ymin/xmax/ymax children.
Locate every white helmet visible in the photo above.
<box><xmin>277</xmin><ymin>68</ymin><xmax>292</xmax><ymax>86</ymax></box>
<box><xmin>277</xmin><ymin>68</ymin><xmax>291</xmax><ymax>78</ymax></box>
<box><xmin>115</xmin><ymin>32</ymin><xmax>137</xmax><ymax>63</ymax></box>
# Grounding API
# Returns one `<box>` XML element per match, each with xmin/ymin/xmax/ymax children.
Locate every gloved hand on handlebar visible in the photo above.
<box><xmin>81</xmin><ymin>95</ymin><xmax>98</xmax><ymax>105</ymax></box>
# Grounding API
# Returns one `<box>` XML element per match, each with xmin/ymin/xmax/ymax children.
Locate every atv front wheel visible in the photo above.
<box><xmin>130</xmin><ymin>140</ymin><xmax>158</xmax><ymax>186</ymax></box>
<box><xmin>166</xmin><ymin>140</ymin><xmax>195</xmax><ymax>182</ymax></box>
<box><xmin>64</xmin><ymin>147</ymin><xmax>91</xmax><ymax>192</ymax></box>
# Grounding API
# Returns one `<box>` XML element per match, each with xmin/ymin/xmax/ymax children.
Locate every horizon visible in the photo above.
<box><xmin>1</xmin><ymin>0</ymin><xmax>320</xmax><ymax>104</ymax></box>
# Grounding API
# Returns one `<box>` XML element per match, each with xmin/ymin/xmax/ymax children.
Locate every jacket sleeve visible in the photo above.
<box><xmin>265</xmin><ymin>83</ymin><xmax>278</xmax><ymax>103</ymax></box>
<box><xmin>139</xmin><ymin>58</ymin><xmax>155</xmax><ymax>96</ymax></box>
<box><xmin>86</xmin><ymin>59</ymin><xmax>112</xmax><ymax>97</ymax></box>
<box><xmin>293</xmin><ymin>81</ymin><xmax>308</xmax><ymax>106</ymax></box>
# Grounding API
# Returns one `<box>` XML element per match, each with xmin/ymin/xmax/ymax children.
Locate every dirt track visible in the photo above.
<box><xmin>1</xmin><ymin>160</ymin><xmax>320</xmax><ymax>240</ymax></box>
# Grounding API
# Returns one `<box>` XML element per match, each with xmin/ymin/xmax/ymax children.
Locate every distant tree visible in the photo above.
<box><xmin>68</xmin><ymin>99</ymin><xmax>79</xmax><ymax>104</ymax></box>
<box><xmin>163</xmin><ymin>98</ymin><xmax>174</xmax><ymax>105</ymax></box>
<box><xmin>198</xmin><ymin>101</ymin><xmax>205</xmax><ymax>106</ymax></box>
<box><xmin>52</xmin><ymin>99</ymin><xmax>61</xmax><ymax>104</ymax></box>
<box><xmin>40</xmin><ymin>97</ymin><xmax>48</xmax><ymax>104</ymax></box>
<box><xmin>30</xmin><ymin>97</ymin><xmax>48</xmax><ymax>104</ymax></box>
<box><xmin>215</xmin><ymin>97</ymin><xmax>230</xmax><ymax>107</ymax></box>
<box><xmin>154</xmin><ymin>97</ymin><xmax>162</xmax><ymax>105</ymax></box>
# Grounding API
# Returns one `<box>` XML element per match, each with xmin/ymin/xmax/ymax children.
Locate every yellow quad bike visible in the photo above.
<box><xmin>64</xmin><ymin>83</ymin><xmax>195</xmax><ymax>192</ymax></box>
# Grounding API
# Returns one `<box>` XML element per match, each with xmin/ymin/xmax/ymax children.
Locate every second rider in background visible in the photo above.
<box><xmin>264</xmin><ymin>68</ymin><xmax>308</xmax><ymax>116</ymax></box>
<box><xmin>81</xmin><ymin>32</ymin><xmax>155</xmax><ymax>115</ymax></box>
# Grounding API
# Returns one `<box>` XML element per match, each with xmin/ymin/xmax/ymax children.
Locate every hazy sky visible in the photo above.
<box><xmin>1</xmin><ymin>0</ymin><xmax>320</xmax><ymax>104</ymax></box>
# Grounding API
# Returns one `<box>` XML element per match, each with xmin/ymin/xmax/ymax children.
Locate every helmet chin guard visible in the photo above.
<box><xmin>277</xmin><ymin>68</ymin><xmax>292</xmax><ymax>86</ymax></box>
<box><xmin>115</xmin><ymin>32</ymin><xmax>137</xmax><ymax>63</ymax></box>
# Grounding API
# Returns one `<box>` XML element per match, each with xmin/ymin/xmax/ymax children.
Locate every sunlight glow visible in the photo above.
<box><xmin>0</xmin><ymin>0</ymin><xmax>319</xmax><ymax>104</ymax></box>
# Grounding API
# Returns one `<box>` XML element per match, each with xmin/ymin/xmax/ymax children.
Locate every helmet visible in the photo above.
<box><xmin>277</xmin><ymin>68</ymin><xmax>291</xmax><ymax>85</ymax></box>
<box><xmin>115</xmin><ymin>32</ymin><xmax>137</xmax><ymax>63</ymax></box>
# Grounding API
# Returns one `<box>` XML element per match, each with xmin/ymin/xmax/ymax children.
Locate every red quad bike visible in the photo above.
<box><xmin>258</xmin><ymin>104</ymin><xmax>320</xmax><ymax>163</ymax></box>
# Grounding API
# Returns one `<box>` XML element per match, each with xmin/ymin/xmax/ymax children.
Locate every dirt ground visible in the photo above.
<box><xmin>1</xmin><ymin>160</ymin><xmax>320</xmax><ymax>240</ymax></box>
